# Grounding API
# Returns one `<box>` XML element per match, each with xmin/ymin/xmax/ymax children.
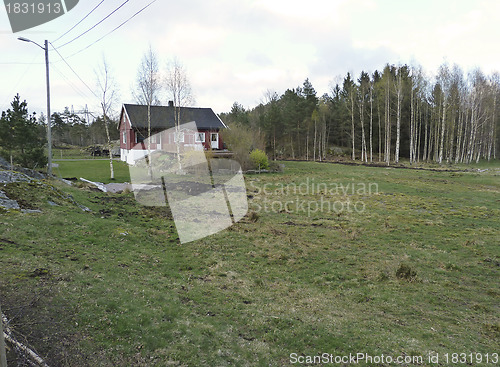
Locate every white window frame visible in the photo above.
<box><xmin>122</xmin><ymin>131</ymin><xmax>127</xmax><ymax>145</ymax></box>
<box><xmin>174</xmin><ymin>131</ymin><xmax>185</xmax><ymax>143</ymax></box>
<box><xmin>195</xmin><ymin>132</ymin><xmax>205</xmax><ymax>143</ymax></box>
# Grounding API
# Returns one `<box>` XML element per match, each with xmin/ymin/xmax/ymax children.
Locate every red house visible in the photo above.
<box><xmin>118</xmin><ymin>102</ymin><xmax>227</xmax><ymax>164</ymax></box>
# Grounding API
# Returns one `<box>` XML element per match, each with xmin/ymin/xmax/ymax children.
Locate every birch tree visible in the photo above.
<box><xmin>437</xmin><ymin>63</ymin><xmax>451</xmax><ymax>164</ymax></box>
<box><xmin>95</xmin><ymin>58</ymin><xmax>118</xmax><ymax>180</ymax></box>
<box><xmin>393</xmin><ymin>65</ymin><xmax>408</xmax><ymax>164</ymax></box>
<box><xmin>164</xmin><ymin>57</ymin><xmax>195</xmax><ymax>169</ymax></box>
<box><xmin>134</xmin><ymin>46</ymin><xmax>162</xmax><ymax>178</ymax></box>
<box><xmin>490</xmin><ymin>73</ymin><xmax>499</xmax><ymax>160</ymax></box>
<box><xmin>342</xmin><ymin>73</ymin><xmax>356</xmax><ymax>160</ymax></box>
<box><xmin>409</xmin><ymin>64</ymin><xmax>425</xmax><ymax>164</ymax></box>
<box><xmin>382</xmin><ymin>65</ymin><xmax>393</xmax><ymax>164</ymax></box>
<box><xmin>372</xmin><ymin>71</ymin><xmax>383</xmax><ymax>162</ymax></box>
<box><xmin>358</xmin><ymin>72</ymin><xmax>370</xmax><ymax>162</ymax></box>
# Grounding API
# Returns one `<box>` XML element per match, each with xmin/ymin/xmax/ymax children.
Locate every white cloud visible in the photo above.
<box><xmin>1</xmin><ymin>0</ymin><xmax>499</xmax><ymax>116</ymax></box>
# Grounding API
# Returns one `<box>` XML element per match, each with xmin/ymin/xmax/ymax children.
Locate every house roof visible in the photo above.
<box><xmin>120</xmin><ymin>104</ymin><xmax>227</xmax><ymax>130</ymax></box>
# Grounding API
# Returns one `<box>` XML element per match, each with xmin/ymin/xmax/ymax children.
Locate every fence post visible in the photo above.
<box><xmin>0</xmin><ymin>303</ymin><xmax>7</xmax><ymax>367</ymax></box>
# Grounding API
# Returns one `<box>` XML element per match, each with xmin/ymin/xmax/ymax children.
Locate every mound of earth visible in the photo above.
<box><xmin>0</xmin><ymin>169</ymin><xmax>90</xmax><ymax>212</ymax></box>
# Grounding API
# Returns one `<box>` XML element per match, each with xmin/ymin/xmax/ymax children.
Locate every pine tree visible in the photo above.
<box><xmin>0</xmin><ymin>94</ymin><xmax>47</xmax><ymax>169</ymax></box>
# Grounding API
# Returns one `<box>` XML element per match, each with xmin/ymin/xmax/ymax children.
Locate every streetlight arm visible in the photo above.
<box><xmin>17</xmin><ymin>37</ymin><xmax>45</xmax><ymax>50</ymax></box>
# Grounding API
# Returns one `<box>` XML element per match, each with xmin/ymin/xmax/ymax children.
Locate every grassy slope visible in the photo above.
<box><xmin>0</xmin><ymin>161</ymin><xmax>499</xmax><ymax>366</ymax></box>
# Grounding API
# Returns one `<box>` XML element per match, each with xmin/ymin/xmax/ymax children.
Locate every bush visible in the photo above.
<box><xmin>395</xmin><ymin>263</ymin><xmax>417</xmax><ymax>281</ymax></box>
<box><xmin>249</xmin><ymin>149</ymin><xmax>269</xmax><ymax>170</ymax></box>
<box><xmin>220</xmin><ymin>123</ymin><xmax>265</xmax><ymax>170</ymax></box>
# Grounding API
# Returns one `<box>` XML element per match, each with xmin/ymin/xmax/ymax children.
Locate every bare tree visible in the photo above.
<box><xmin>409</xmin><ymin>64</ymin><xmax>425</xmax><ymax>164</ymax></box>
<box><xmin>95</xmin><ymin>57</ymin><xmax>118</xmax><ymax>180</ymax></box>
<box><xmin>164</xmin><ymin>57</ymin><xmax>195</xmax><ymax>169</ymax></box>
<box><xmin>437</xmin><ymin>63</ymin><xmax>451</xmax><ymax>164</ymax></box>
<box><xmin>358</xmin><ymin>72</ymin><xmax>370</xmax><ymax>162</ymax></box>
<box><xmin>393</xmin><ymin>66</ymin><xmax>406</xmax><ymax>164</ymax></box>
<box><xmin>134</xmin><ymin>45</ymin><xmax>162</xmax><ymax>178</ymax></box>
<box><xmin>382</xmin><ymin>65</ymin><xmax>392</xmax><ymax>165</ymax></box>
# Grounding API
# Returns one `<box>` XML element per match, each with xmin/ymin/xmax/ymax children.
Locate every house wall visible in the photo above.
<box><xmin>119</xmin><ymin>114</ymin><xmax>134</xmax><ymax>150</ymax></box>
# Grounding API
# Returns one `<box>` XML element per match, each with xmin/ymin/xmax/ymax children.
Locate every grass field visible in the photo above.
<box><xmin>0</xmin><ymin>160</ymin><xmax>499</xmax><ymax>366</ymax></box>
<box><xmin>54</xmin><ymin>159</ymin><xmax>131</xmax><ymax>183</ymax></box>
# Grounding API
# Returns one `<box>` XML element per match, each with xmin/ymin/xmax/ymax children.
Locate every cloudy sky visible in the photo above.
<box><xmin>0</xmin><ymin>0</ymin><xmax>499</xmax><ymax>118</ymax></box>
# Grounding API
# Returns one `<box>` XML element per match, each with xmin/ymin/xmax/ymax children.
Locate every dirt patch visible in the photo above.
<box><xmin>1</xmin><ymin>278</ymin><xmax>95</xmax><ymax>366</ymax></box>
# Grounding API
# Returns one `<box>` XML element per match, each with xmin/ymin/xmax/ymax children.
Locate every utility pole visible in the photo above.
<box><xmin>44</xmin><ymin>40</ymin><xmax>52</xmax><ymax>176</ymax></box>
<box><xmin>18</xmin><ymin>37</ymin><xmax>52</xmax><ymax>175</ymax></box>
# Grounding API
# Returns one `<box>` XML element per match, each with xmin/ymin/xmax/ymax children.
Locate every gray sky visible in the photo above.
<box><xmin>1</xmin><ymin>0</ymin><xmax>498</xmax><ymax>117</ymax></box>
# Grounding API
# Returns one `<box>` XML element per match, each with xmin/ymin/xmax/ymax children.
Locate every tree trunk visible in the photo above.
<box><xmin>306</xmin><ymin>129</ymin><xmax>309</xmax><ymax>161</ymax></box>
<box><xmin>175</xmin><ymin>106</ymin><xmax>182</xmax><ymax>171</ymax></box>
<box><xmin>438</xmin><ymin>98</ymin><xmax>447</xmax><ymax>163</ymax></box>
<box><xmin>487</xmin><ymin>93</ymin><xmax>496</xmax><ymax>160</ymax></box>
<box><xmin>394</xmin><ymin>72</ymin><xmax>402</xmax><ymax>164</ymax></box>
<box><xmin>359</xmin><ymin>101</ymin><xmax>367</xmax><ymax>162</ymax></box>
<box><xmin>147</xmin><ymin>103</ymin><xmax>153</xmax><ymax>178</ymax></box>
<box><xmin>351</xmin><ymin>93</ymin><xmax>356</xmax><ymax>160</ymax></box>
<box><xmin>102</xmin><ymin>107</ymin><xmax>114</xmax><ymax>180</ymax></box>
<box><xmin>410</xmin><ymin>83</ymin><xmax>414</xmax><ymax>164</ymax></box>
<box><xmin>369</xmin><ymin>85</ymin><xmax>373</xmax><ymax>162</ymax></box>
<box><xmin>378</xmin><ymin>100</ymin><xmax>382</xmax><ymax>162</ymax></box>
<box><xmin>313</xmin><ymin>117</ymin><xmax>317</xmax><ymax>161</ymax></box>
<box><xmin>384</xmin><ymin>76</ymin><xmax>391</xmax><ymax>165</ymax></box>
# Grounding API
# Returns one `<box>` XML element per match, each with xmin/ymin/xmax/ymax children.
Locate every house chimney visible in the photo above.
<box><xmin>168</xmin><ymin>100</ymin><xmax>174</xmax><ymax>107</ymax></box>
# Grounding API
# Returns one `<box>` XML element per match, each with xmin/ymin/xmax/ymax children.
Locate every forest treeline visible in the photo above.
<box><xmin>220</xmin><ymin>63</ymin><xmax>499</xmax><ymax>164</ymax></box>
<box><xmin>50</xmin><ymin>107</ymin><xmax>119</xmax><ymax>147</ymax></box>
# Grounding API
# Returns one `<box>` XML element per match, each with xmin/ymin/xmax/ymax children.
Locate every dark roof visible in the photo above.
<box><xmin>121</xmin><ymin>104</ymin><xmax>226</xmax><ymax>130</ymax></box>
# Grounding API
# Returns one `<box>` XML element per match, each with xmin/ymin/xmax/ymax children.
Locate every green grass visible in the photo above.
<box><xmin>0</xmin><ymin>160</ymin><xmax>499</xmax><ymax>366</ymax></box>
<box><xmin>54</xmin><ymin>159</ymin><xmax>131</xmax><ymax>183</ymax></box>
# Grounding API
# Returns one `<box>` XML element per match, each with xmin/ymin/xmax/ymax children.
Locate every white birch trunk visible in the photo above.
<box><xmin>102</xmin><ymin>107</ymin><xmax>114</xmax><ymax>180</ymax></box>
<box><xmin>369</xmin><ymin>85</ymin><xmax>373</xmax><ymax>162</ymax></box>
<box><xmin>394</xmin><ymin>72</ymin><xmax>402</xmax><ymax>164</ymax></box>
<box><xmin>438</xmin><ymin>98</ymin><xmax>447</xmax><ymax>164</ymax></box>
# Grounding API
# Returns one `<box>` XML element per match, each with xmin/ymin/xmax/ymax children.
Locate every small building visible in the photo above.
<box><xmin>118</xmin><ymin>102</ymin><xmax>227</xmax><ymax>164</ymax></box>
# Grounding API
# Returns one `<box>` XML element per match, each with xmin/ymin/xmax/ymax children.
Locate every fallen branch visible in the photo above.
<box><xmin>80</xmin><ymin>177</ymin><xmax>107</xmax><ymax>192</ymax></box>
<box><xmin>2</xmin><ymin>313</ymin><xmax>50</xmax><ymax>367</ymax></box>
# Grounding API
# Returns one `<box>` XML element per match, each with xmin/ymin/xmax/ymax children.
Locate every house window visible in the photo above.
<box><xmin>136</xmin><ymin>133</ymin><xmax>145</xmax><ymax>144</ymax></box>
<box><xmin>174</xmin><ymin>131</ymin><xmax>184</xmax><ymax>143</ymax></box>
<box><xmin>195</xmin><ymin>132</ymin><xmax>205</xmax><ymax>143</ymax></box>
<box><xmin>122</xmin><ymin>131</ymin><xmax>127</xmax><ymax>145</ymax></box>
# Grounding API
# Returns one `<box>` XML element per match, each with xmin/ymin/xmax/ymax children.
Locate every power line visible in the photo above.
<box><xmin>52</xmin><ymin>0</ymin><xmax>106</xmax><ymax>43</ymax></box>
<box><xmin>60</xmin><ymin>0</ymin><xmax>158</xmax><ymax>60</ymax></box>
<box><xmin>49</xmin><ymin>42</ymin><xmax>99</xmax><ymax>99</ymax></box>
<box><xmin>54</xmin><ymin>0</ymin><xmax>130</xmax><ymax>49</ymax></box>
<box><xmin>51</xmin><ymin>62</ymin><xmax>94</xmax><ymax>102</ymax></box>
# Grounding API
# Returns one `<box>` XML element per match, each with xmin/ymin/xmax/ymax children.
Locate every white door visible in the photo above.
<box><xmin>211</xmin><ymin>133</ymin><xmax>219</xmax><ymax>149</ymax></box>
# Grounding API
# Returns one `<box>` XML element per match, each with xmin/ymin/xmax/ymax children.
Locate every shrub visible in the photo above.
<box><xmin>249</xmin><ymin>149</ymin><xmax>269</xmax><ymax>171</ymax></box>
<box><xmin>247</xmin><ymin>211</ymin><xmax>259</xmax><ymax>222</ymax></box>
<box><xmin>268</xmin><ymin>161</ymin><xmax>285</xmax><ymax>173</ymax></box>
<box><xmin>220</xmin><ymin>123</ymin><xmax>265</xmax><ymax>170</ymax></box>
<box><xmin>395</xmin><ymin>263</ymin><xmax>417</xmax><ymax>281</ymax></box>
